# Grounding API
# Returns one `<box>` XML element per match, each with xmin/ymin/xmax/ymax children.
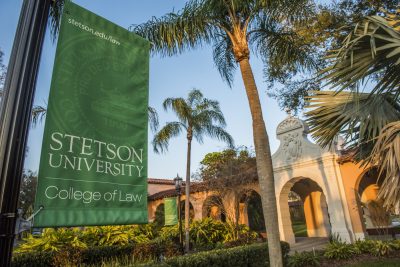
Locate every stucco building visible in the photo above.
<box><xmin>147</xmin><ymin>115</ymin><xmax>395</xmax><ymax>244</ymax></box>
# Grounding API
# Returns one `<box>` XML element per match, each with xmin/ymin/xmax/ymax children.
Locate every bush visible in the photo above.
<box><xmin>324</xmin><ymin>241</ymin><xmax>358</xmax><ymax>260</ymax></box>
<box><xmin>15</xmin><ymin>225</ymin><xmax>156</xmax><ymax>254</ymax></box>
<box><xmin>390</xmin><ymin>239</ymin><xmax>400</xmax><ymax>250</ymax></box>
<box><xmin>288</xmin><ymin>251</ymin><xmax>320</xmax><ymax>267</ymax></box>
<box><xmin>162</xmin><ymin>242</ymin><xmax>290</xmax><ymax>267</ymax></box>
<box><xmin>15</xmin><ymin>228</ymin><xmax>87</xmax><ymax>253</ymax></box>
<box><xmin>12</xmin><ymin>239</ymin><xmax>181</xmax><ymax>267</ymax></box>
<box><xmin>160</xmin><ymin>218</ymin><xmax>257</xmax><ymax>251</ymax></box>
<box><xmin>353</xmin><ymin>239</ymin><xmax>375</xmax><ymax>254</ymax></box>
<box><xmin>11</xmin><ymin>251</ymin><xmax>53</xmax><ymax>267</ymax></box>
<box><xmin>371</xmin><ymin>240</ymin><xmax>393</xmax><ymax>257</ymax></box>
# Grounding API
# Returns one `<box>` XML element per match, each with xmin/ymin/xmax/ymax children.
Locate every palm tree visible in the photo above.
<box><xmin>153</xmin><ymin>89</ymin><xmax>233</xmax><ymax>252</ymax></box>
<box><xmin>306</xmin><ymin>10</ymin><xmax>400</xmax><ymax>210</ymax></box>
<box><xmin>133</xmin><ymin>1</ymin><xmax>316</xmax><ymax>264</ymax></box>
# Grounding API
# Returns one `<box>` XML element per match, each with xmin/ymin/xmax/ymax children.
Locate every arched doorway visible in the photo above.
<box><xmin>202</xmin><ymin>195</ymin><xmax>226</xmax><ymax>222</ymax></box>
<box><xmin>288</xmin><ymin>191</ymin><xmax>307</xmax><ymax>237</ymax></box>
<box><xmin>279</xmin><ymin>177</ymin><xmax>331</xmax><ymax>243</ymax></box>
<box><xmin>239</xmin><ymin>190</ymin><xmax>265</xmax><ymax>232</ymax></box>
<box><xmin>154</xmin><ymin>203</ymin><xmax>165</xmax><ymax>227</ymax></box>
<box><xmin>356</xmin><ymin>168</ymin><xmax>390</xmax><ymax>233</ymax></box>
<box><xmin>179</xmin><ymin>200</ymin><xmax>195</xmax><ymax>221</ymax></box>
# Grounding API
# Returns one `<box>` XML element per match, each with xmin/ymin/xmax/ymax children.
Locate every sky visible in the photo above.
<box><xmin>0</xmin><ymin>0</ymin><xmax>292</xmax><ymax>180</ymax></box>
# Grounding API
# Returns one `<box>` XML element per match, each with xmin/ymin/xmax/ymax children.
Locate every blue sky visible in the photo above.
<box><xmin>0</xmin><ymin>0</ymin><xmax>291</xmax><ymax>180</ymax></box>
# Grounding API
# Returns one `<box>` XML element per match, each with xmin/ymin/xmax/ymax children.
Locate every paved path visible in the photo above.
<box><xmin>289</xmin><ymin>237</ymin><xmax>329</xmax><ymax>254</ymax></box>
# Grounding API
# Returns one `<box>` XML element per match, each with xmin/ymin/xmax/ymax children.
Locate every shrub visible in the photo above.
<box><xmin>160</xmin><ymin>218</ymin><xmax>257</xmax><ymax>250</ymax></box>
<box><xmin>353</xmin><ymin>239</ymin><xmax>375</xmax><ymax>254</ymax></box>
<box><xmin>324</xmin><ymin>241</ymin><xmax>358</xmax><ymax>260</ymax></box>
<box><xmin>288</xmin><ymin>251</ymin><xmax>320</xmax><ymax>267</ymax></box>
<box><xmin>163</xmin><ymin>242</ymin><xmax>290</xmax><ymax>267</ymax></box>
<box><xmin>190</xmin><ymin>218</ymin><xmax>228</xmax><ymax>246</ymax></box>
<box><xmin>11</xmin><ymin>251</ymin><xmax>53</xmax><ymax>267</ymax></box>
<box><xmin>12</xmin><ymin>241</ymin><xmax>288</xmax><ymax>267</ymax></box>
<box><xmin>80</xmin><ymin>244</ymin><xmax>135</xmax><ymax>265</ymax></box>
<box><xmin>390</xmin><ymin>239</ymin><xmax>400</xmax><ymax>250</ymax></box>
<box><xmin>12</xmin><ymin>238</ymin><xmax>182</xmax><ymax>266</ymax></box>
<box><xmin>15</xmin><ymin>228</ymin><xmax>87</xmax><ymax>253</ymax></box>
<box><xmin>15</xmin><ymin>224</ymin><xmax>159</xmax><ymax>255</ymax></box>
<box><xmin>81</xmin><ymin>225</ymin><xmax>136</xmax><ymax>246</ymax></box>
<box><xmin>371</xmin><ymin>240</ymin><xmax>392</xmax><ymax>257</ymax></box>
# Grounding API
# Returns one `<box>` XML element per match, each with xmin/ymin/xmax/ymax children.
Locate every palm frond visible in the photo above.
<box><xmin>152</xmin><ymin>122</ymin><xmax>185</xmax><ymax>153</ymax></box>
<box><xmin>187</xmin><ymin>89</ymin><xmax>203</xmax><ymax>106</ymax></box>
<box><xmin>249</xmin><ymin>13</ymin><xmax>318</xmax><ymax>79</ymax></box>
<box><xmin>49</xmin><ymin>0</ymin><xmax>65</xmax><ymax>41</ymax></box>
<box><xmin>194</xmin><ymin>109</ymin><xmax>226</xmax><ymax>127</ymax></box>
<box><xmin>212</xmin><ymin>34</ymin><xmax>236</xmax><ymax>87</ymax></box>
<box><xmin>369</xmin><ymin>121</ymin><xmax>400</xmax><ymax>210</ymax></box>
<box><xmin>131</xmin><ymin>0</ymin><xmax>214</xmax><ymax>57</ymax></box>
<box><xmin>265</xmin><ymin>0</ymin><xmax>316</xmax><ymax>26</ymax></box>
<box><xmin>321</xmin><ymin>12</ymin><xmax>400</xmax><ymax>98</ymax></box>
<box><xmin>306</xmin><ymin>91</ymin><xmax>400</xmax><ymax>160</ymax></box>
<box><xmin>31</xmin><ymin>105</ymin><xmax>47</xmax><ymax>128</ymax></box>
<box><xmin>163</xmin><ymin>97</ymin><xmax>191</xmax><ymax>124</ymax></box>
<box><xmin>202</xmin><ymin>125</ymin><xmax>234</xmax><ymax>148</ymax></box>
<box><xmin>148</xmin><ymin>106</ymin><xmax>159</xmax><ymax>133</ymax></box>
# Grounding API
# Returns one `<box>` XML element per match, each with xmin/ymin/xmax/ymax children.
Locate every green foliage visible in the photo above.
<box><xmin>160</xmin><ymin>242</ymin><xmax>290</xmax><ymax>267</ymax></box>
<box><xmin>190</xmin><ymin>218</ymin><xmax>227</xmax><ymax>247</ymax></box>
<box><xmin>11</xmin><ymin>251</ymin><xmax>54</xmax><ymax>267</ymax></box>
<box><xmin>390</xmin><ymin>239</ymin><xmax>400</xmax><ymax>250</ymax></box>
<box><xmin>268</xmin><ymin>0</ymin><xmax>399</xmax><ymax>113</ymax></box>
<box><xmin>371</xmin><ymin>240</ymin><xmax>393</xmax><ymax>257</ymax></box>
<box><xmin>15</xmin><ymin>228</ymin><xmax>87</xmax><ymax>253</ymax></box>
<box><xmin>82</xmin><ymin>225</ymin><xmax>135</xmax><ymax>246</ymax></box>
<box><xmin>306</xmin><ymin>9</ymin><xmax>400</xmax><ymax>209</ymax></box>
<box><xmin>288</xmin><ymin>251</ymin><xmax>320</xmax><ymax>267</ymax></box>
<box><xmin>15</xmin><ymin>224</ymin><xmax>157</xmax><ymax>253</ymax></box>
<box><xmin>18</xmin><ymin>170</ymin><xmax>38</xmax><ymax>218</ymax></box>
<box><xmin>12</xmin><ymin>240</ymin><xmax>179</xmax><ymax>267</ymax></box>
<box><xmin>354</xmin><ymin>239</ymin><xmax>376</xmax><ymax>254</ymax></box>
<box><xmin>199</xmin><ymin>148</ymin><xmax>256</xmax><ymax>182</ymax></box>
<box><xmin>160</xmin><ymin>218</ymin><xmax>257</xmax><ymax>250</ymax></box>
<box><xmin>324</xmin><ymin>240</ymin><xmax>359</xmax><ymax>260</ymax></box>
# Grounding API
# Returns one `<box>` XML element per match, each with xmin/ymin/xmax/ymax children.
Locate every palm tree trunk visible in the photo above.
<box><xmin>184</xmin><ymin>137</ymin><xmax>192</xmax><ymax>253</ymax></box>
<box><xmin>238</xmin><ymin>58</ymin><xmax>283</xmax><ymax>267</ymax></box>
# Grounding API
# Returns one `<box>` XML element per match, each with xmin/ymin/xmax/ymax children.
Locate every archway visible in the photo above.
<box><xmin>288</xmin><ymin>191</ymin><xmax>307</xmax><ymax>237</ymax></box>
<box><xmin>279</xmin><ymin>177</ymin><xmax>331</xmax><ymax>243</ymax></box>
<box><xmin>356</xmin><ymin>168</ymin><xmax>390</xmax><ymax>232</ymax></box>
<box><xmin>179</xmin><ymin>200</ymin><xmax>195</xmax><ymax>221</ymax></box>
<box><xmin>202</xmin><ymin>195</ymin><xmax>226</xmax><ymax>222</ymax></box>
<box><xmin>239</xmin><ymin>190</ymin><xmax>265</xmax><ymax>232</ymax></box>
<box><xmin>154</xmin><ymin>203</ymin><xmax>165</xmax><ymax>227</ymax></box>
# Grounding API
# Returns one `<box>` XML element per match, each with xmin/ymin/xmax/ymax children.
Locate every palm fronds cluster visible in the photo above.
<box><xmin>306</xmin><ymin>9</ymin><xmax>400</xmax><ymax>210</ymax></box>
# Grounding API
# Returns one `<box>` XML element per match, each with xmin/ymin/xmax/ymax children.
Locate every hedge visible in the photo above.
<box><xmin>139</xmin><ymin>242</ymin><xmax>290</xmax><ymax>267</ymax></box>
<box><xmin>12</xmin><ymin>241</ymin><xmax>289</xmax><ymax>267</ymax></box>
<box><xmin>12</xmin><ymin>239</ymin><xmax>181</xmax><ymax>267</ymax></box>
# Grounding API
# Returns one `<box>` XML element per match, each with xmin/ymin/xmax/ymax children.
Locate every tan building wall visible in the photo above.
<box><xmin>337</xmin><ymin>161</ymin><xmax>367</xmax><ymax>239</ymax></box>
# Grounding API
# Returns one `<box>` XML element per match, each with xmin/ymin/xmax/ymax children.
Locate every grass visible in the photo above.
<box><xmin>292</xmin><ymin>221</ymin><xmax>307</xmax><ymax>237</ymax></box>
<box><xmin>345</xmin><ymin>259</ymin><xmax>400</xmax><ymax>267</ymax></box>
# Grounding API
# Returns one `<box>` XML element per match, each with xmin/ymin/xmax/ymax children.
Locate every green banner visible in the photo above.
<box><xmin>164</xmin><ymin>198</ymin><xmax>178</xmax><ymax>226</ymax></box>
<box><xmin>33</xmin><ymin>2</ymin><xmax>149</xmax><ymax>227</ymax></box>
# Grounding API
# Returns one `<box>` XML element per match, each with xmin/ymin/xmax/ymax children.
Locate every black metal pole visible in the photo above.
<box><xmin>177</xmin><ymin>192</ymin><xmax>184</xmax><ymax>253</ymax></box>
<box><xmin>0</xmin><ymin>0</ymin><xmax>51</xmax><ymax>266</ymax></box>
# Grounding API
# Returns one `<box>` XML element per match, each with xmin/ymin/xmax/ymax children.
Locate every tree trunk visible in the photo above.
<box><xmin>184</xmin><ymin>137</ymin><xmax>192</xmax><ymax>253</ymax></box>
<box><xmin>238</xmin><ymin>58</ymin><xmax>283</xmax><ymax>267</ymax></box>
